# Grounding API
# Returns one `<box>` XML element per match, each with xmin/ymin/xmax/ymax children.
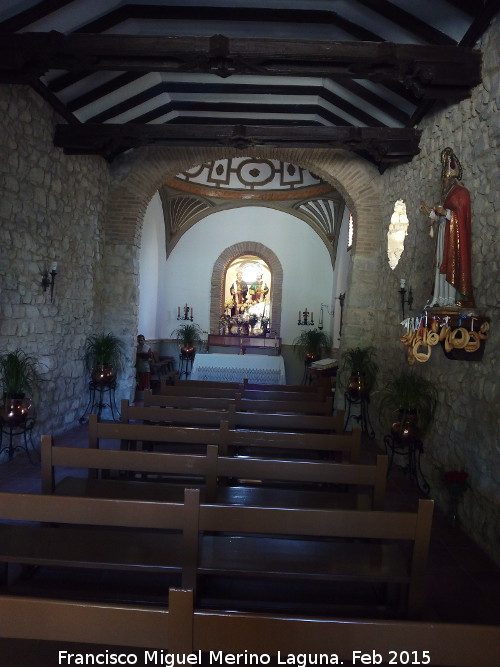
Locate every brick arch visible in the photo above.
<box><xmin>105</xmin><ymin>146</ymin><xmax>382</xmax><ymax>260</ymax></box>
<box><xmin>102</xmin><ymin>146</ymin><xmax>384</xmax><ymax>385</ymax></box>
<box><xmin>210</xmin><ymin>242</ymin><xmax>283</xmax><ymax>335</ymax></box>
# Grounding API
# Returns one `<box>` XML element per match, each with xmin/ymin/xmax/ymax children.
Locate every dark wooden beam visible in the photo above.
<box><xmin>53</xmin><ymin>122</ymin><xmax>421</xmax><ymax>167</ymax></box>
<box><xmin>0</xmin><ymin>33</ymin><xmax>481</xmax><ymax>101</ymax></box>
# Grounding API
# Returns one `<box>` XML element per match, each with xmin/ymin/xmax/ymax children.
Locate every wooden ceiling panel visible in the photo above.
<box><xmin>0</xmin><ymin>0</ymin><xmax>496</xmax><ymax>169</ymax></box>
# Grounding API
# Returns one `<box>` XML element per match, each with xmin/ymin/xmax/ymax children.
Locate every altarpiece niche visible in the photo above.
<box><xmin>221</xmin><ymin>256</ymin><xmax>272</xmax><ymax>336</ymax></box>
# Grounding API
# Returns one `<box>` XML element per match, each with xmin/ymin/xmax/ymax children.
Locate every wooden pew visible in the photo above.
<box><xmin>41</xmin><ymin>437</ymin><xmax>220</xmax><ymax>503</ymax></box>
<box><xmin>144</xmin><ymin>391</ymin><xmax>234</xmax><ymax>412</ymax></box>
<box><xmin>0</xmin><ymin>487</ymin><xmax>432</xmax><ymax>618</ymax></box>
<box><xmin>121</xmin><ymin>402</ymin><xmax>355</xmax><ymax>461</ymax></box>
<box><xmin>88</xmin><ymin>412</ymin><xmax>222</xmax><ymax>453</ymax></box>
<box><xmin>1</xmin><ymin>589</ymin><xmax>499</xmax><ymax>666</ymax></box>
<box><xmin>129</xmin><ymin>400</ymin><xmax>344</xmax><ymax>433</ymax></box>
<box><xmin>170</xmin><ymin>379</ymin><xmax>328</xmax><ymax>401</ymax></box>
<box><xmin>175</xmin><ymin>377</ymin><xmax>324</xmax><ymax>393</ymax></box>
<box><xmin>0</xmin><ymin>489</ymin><xmax>195</xmax><ymax>592</ymax></box>
<box><xmin>122</xmin><ymin>398</ymin><xmax>229</xmax><ymax>429</ymax></box>
<box><xmin>227</xmin><ymin>406</ymin><xmax>345</xmax><ymax>434</ymax></box>
<box><xmin>220</xmin><ymin>420</ymin><xmax>363</xmax><ymax>463</ymax></box>
<box><xmin>41</xmin><ymin>434</ymin><xmax>387</xmax><ymax>509</ymax></box>
<box><xmin>190</xmin><ymin>493</ymin><xmax>434</xmax><ymax>618</ymax></box>
<box><xmin>145</xmin><ymin>390</ymin><xmax>334</xmax><ymax>416</ymax></box>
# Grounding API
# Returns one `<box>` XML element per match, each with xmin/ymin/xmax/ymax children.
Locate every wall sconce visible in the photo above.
<box><xmin>298</xmin><ymin>308</ymin><xmax>314</xmax><ymax>326</ymax></box>
<box><xmin>399</xmin><ymin>279</ymin><xmax>413</xmax><ymax>319</ymax></box>
<box><xmin>337</xmin><ymin>292</ymin><xmax>346</xmax><ymax>338</ymax></box>
<box><xmin>41</xmin><ymin>262</ymin><xmax>57</xmax><ymax>302</ymax></box>
<box><xmin>177</xmin><ymin>304</ymin><xmax>193</xmax><ymax>321</ymax></box>
<box><xmin>318</xmin><ymin>303</ymin><xmax>333</xmax><ymax>331</ymax></box>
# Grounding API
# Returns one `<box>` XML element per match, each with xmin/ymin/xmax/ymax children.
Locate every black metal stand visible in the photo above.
<box><xmin>0</xmin><ymin>417</ymin><xmax>37</xmax><ymax>464</ymax></box>
<box><xmin>383</xmin><ymin>434</ymin><xmax>430</xmax><ymax>496</ymax></box>
<box><xmin>178</xmin><ymin>352</ymin><xmax>195</xmax><ymax>378</ymax></box>
<box><xmin>79</xmin><ymin>380</ymin><xmax>120</xmax><ymax>423</ymax></box>
<box><xmin>344</xmin><ymin>391</ymin><xmax>375</xmax><ymax>438</ymax></box>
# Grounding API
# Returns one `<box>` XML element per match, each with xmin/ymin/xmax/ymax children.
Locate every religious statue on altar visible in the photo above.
<box><xmin>249</xmin><ymin>273</ymin><xmax>269</xmax><ymax>303</ymax></box>
<box><xmin>420</xmin><ymin>147</ymin><xmax>475</xmax><ymax>308</ymax></box>
<box><xmin>230</xmin><ymin>270</ymin><xmax>248</xmax><ymax>314</ymax></box>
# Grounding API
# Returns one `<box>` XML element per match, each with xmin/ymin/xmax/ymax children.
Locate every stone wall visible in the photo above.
<box><xmin>0</xmin><ymin>84</ymin><xmax>110</xmax><ymax>446</ymax></box>
<box><xmin>375</xmin><ymin>17</ymin><xmax>499</xmax><ymax>562</ymax></box>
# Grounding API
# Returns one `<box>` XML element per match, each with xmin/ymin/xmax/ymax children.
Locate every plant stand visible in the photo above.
<box><xmin>344</xmin><ymin>391</ymin><xmax>375</xmax><ymax>438</ymax></box>
<box><xmin>383</xmin><ymin>434</ymin><xmax>430</xmax><ymax>496</ymax></box>
<box><xmin>0</xmin><ymin>416</ymin><xmax>37</xmax><ymax>464</ymax></box>
<box><xmin>79</xmin><ymin>379</ymin><xmax>120</xmax><ymax>424</ymax></box>
<box><xmin>178</xmin><ymin>351</ymin><xmax>195</xmax><ymax>379</ymax></box>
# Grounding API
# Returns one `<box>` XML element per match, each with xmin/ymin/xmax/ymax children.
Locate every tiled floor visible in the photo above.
<box><xmin>0</xmin><ymin>423</ymin><xmax>499</xmax><ymax>627</ymax></box>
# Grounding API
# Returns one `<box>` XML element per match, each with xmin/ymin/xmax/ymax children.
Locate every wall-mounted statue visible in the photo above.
<box><xmin>420</xmin><ymin>147</ymin><xmax>475</xmax><ymax>308</ymax></box>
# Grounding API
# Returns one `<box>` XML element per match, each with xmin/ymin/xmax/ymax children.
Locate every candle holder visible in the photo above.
<box><xmin>298</xmin><ymin>308</ymin><xmax>314</xmax><ymax>326</ymax></box>
<box><xmin>41</xmin><ymin>263</ymin><xmax>57</xmax><ymax>302</ymax></box>
<box><xmin>399</xmin><ymin>281</ymin><xmax>413</xmax><ymax>320</ymax></box>
<box><xmin>177</xmin><ymin>304</ymin><xmax>193</xmax><ymax>321</ymax></box>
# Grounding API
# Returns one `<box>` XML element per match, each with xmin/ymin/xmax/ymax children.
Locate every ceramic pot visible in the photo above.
<box><xmin>391</xmin><ymin>409</ymin><xmax>420</xmax><ymax>443</ymax></box>
<box><xmin>348</xmin><ymin>372</ymin><xmax>369</xmax><ymax>398</ymax></box>
<box><xmin>91</xmin><ymin>364</ymin><xmax>116</xmax><ymax>386</ymax></box>
<box><xmin>1</xmin><ymin>394</ymin><xmax>30</xmax><ymax>423</ymax></box>
<box><xmin>305</xmin><ymin>352</ymin><xmax>319</xmax><ymax>365</ymax></box>
<box><xmin>180</xmin><ymin>345</ymin><xmax>196</xmax><ymax>359</ymax></box>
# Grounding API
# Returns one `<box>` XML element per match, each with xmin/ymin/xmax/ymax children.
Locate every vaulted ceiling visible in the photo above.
<box><xmin>0</xmin><ymin>1</ymin><xmax>497</xmax><ymax>170</ymax></box>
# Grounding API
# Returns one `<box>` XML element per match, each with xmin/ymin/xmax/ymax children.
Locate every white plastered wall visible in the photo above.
<box><xmin>138</xmin><ymin>202</ymin><xmax>335</xmax><ymax>345</ymax></box>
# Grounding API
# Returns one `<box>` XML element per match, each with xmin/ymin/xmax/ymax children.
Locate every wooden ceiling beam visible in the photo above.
<box><xmin>53</xmin><ymin>122</ymin><xmax>421</xmax><ymax>168</ymax></box>
<box><xmin>0</xmin><ymin>33</ymin><xmax>481</xmax><ymax>100</ymax></box>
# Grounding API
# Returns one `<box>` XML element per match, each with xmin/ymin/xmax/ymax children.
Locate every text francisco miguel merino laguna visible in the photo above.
<box><xmin>57</xmin><ymin>650</ymin><xmax>397</xmax><ymax>665</ymax></box>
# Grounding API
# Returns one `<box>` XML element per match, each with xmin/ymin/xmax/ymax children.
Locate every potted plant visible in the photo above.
<box><xmin>171</xmin><ymin>323</ymin><xmax>204</xmax><ymax>359</ymax></box>
<box><xmin>84</xmin><ymin>332</ymin><xmax>125</xmax><ymax>386</ymax></box>
<box><xmin>293</xmin><ymin>328</ymin><xmax>332</xmax><ymax>364</ymax></box>
<box><xmin>378</xmin><ymin>369</ymin><xmax>438</xmax><ymax>442</ymax></box>
<box><xmin>341</xmin><ymin>346</ymin><xmax>378</xmax><ymax>398</ymax></box>
<box><xmin>0</xmin><ymin>349</ymin><xmax>42</xmax><ymax>422</ymax></box>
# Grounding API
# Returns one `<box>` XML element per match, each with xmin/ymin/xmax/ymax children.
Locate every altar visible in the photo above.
<box><xmin>190</xmin><ymin>353</ymin><xmax>286</xmax><ymax>385</ymax></box>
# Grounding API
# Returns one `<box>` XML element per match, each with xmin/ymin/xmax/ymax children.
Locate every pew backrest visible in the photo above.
<box><xmin>121</xmin><ymin>399</ymin><xmax>227</xmax><ymax>428</ymax></box>
<box><xmin>88</xmin><ymin>413</ymin><xmax>222</xmax><ymax>450</ymax></box>
<box><xmin>2</xmin><ymin>589</ymin><xmax>499</xmax><ymax>665</ymax></box>
<box><xmin>221</xmin><ymin>420</ymin><xmax>361</xmax><ymax>462</ymax></box>
<box><xmin>123</xmin><ymin>400</ymin><xmax>344</xmax><ymax>436</ymax></box>
<box><xmin>174</xmin><ymin>378</ymin><xmax>324</xmax><ymax>393</ymax></box>
<box><xmin>227</xmin><ymin>406</ymin><xmax>345</xmax><ymax>434</ymax></box>
<box><xmin>144</xmin><ymin>391</ymin><xmax>234</xmax><ymax>411</ymax></box>
<box><xmin>192</xmin><ymin>497</ymin><xmax>434</xmax><ymax>617</ymax></box>
<box><xmin>145</xmin><ymin>390</ymin><xmax>332</xmax><ymax>415</ymax></box>
<box><xmin>42</xmin><ymin>432</ymin><xmax>384</xmax><ymax>508</ymax></box>
<box><xmin>0</xmin><ymin>488</ymin><xmax>197</xmax><ymax>587</ymax></box>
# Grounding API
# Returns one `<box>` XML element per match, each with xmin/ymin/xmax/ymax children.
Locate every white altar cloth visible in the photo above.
<box><xmin>190</xmin><ymin>353</ymin><xmax>286</xmax><ymax>385</ymax></box>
